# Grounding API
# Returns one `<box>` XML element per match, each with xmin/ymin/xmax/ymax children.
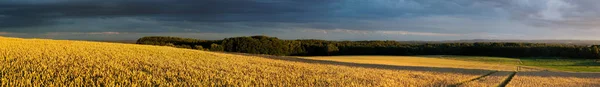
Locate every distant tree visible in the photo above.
<box><xmin>222</xmin><ymin>36</ymin><xmax>290</xmax><ymax>55</ymax></box>
<box><xmin>136</xmin><ymin>36</ymin><xmax>600</xmax><ymax>59</ymax></box>
<box><xmin>165</xmin><ymin>43</ymin><xmax>176</xmax><ymax>47</ymax></box>
<box><xmin>591</xmin><ymin>45</ymin><xmax>600</xmax><ymax>59</ymax></box>
<box><xmin>194</xmin><ymin>45</ymin><xmax>205</xmax><ymax>50</ymax></box>
<box><xmin>175</xmin><ymin>45</ymin><xmax>192</xmax><ymax>49</ymax></box>
<box><xmin>210</xmin><ymin>44</ymin><xmax>225</xmax><ymax>51</ymax></box>
<box><xmin>326</xmin><ymin>44</ymin><xmax>339</xmax><ymax>55</ymax></box>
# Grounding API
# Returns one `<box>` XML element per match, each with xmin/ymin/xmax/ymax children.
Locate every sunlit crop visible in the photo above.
<box><xmin>300</xmin><ymin>56</ymin><xmax>524</xmax><ymax>71</ymax></box>
<box><xmin>0</xmin><ymin>37</ymin><xmax>487</xmax><ymax>86</ymax></box>
<box><xmin>460</xmin><ymin>72</ymin><xmax>512</xmax><ymax>87</ymax></box>
<box><xmin>507</xmin><ymin>72</ymin><xmax>600</xmax><ymax>87</ymax></box>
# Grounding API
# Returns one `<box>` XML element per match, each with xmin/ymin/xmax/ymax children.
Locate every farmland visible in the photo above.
<box><xmin>298</xmin><ymin>56</ymin><xmax>524</xmax><ymax>71</ymax></box>
<box><xmin>0</xmin><ymin>36</ymin><xmax>490</xmax><ymax>86</ymax></box>
<box><xmin>508</xmin><ymin>71</ymin><xmax>600</xmax><ymax>87</ymax></box>
<box><xmin>429</xmin><ymin>56</ymin><xmax>600</xmax><ymax>72</ymax></box>
<box><xmin>300</xmin><ymin>56</ymin><xmax>600</xmax><ymax>72</ymax></box>
<box><xmin>301</xmin><ymin>55</ymin><xmax>600</xmax><ymax>86</ymax></box>
<box><xmin>1</xmin><ymin>36</ymin><xmax>600</xmax><ymax>86</ymax></box>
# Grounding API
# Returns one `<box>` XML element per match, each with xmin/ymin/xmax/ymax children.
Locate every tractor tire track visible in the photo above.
<box><xmin>450</xmin><ymin>71</ymin><xmax>499</xmax><ymax>87</ymax></box>
<box><xmin>497</xmin><ymin>71</ymin><xmax>517</xmax><ymax>87</ymax></box>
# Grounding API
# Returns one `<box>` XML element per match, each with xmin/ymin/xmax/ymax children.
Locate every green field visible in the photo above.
<box><xmin>521</xmin><ymin>59</ymin><xmax>600</xmax><ymax>72</ymax></box>
<box><xmin>427</xmin><ymin>56</ymin><xmax>600</xmax><ymax>72</ymax></box>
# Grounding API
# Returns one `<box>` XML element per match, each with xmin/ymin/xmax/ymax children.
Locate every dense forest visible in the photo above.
<box><xmin>137</xmin><ymin>36</ymin><xmax>600</xmax><ymax>59</ymax></box>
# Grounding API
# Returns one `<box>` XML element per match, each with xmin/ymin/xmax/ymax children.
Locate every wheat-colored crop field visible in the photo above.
<box><xmin>302</xmin><ymin>56</ymin><xmax>600</xmax><ymax>86</ymax></box>
<box><xmin>459</xmin><ymin>71</ymin><xmax>513</xmax><ymax>87</ymax></box>
<box><xmin>508</xmin><ymin>72</ymin><xmax>600</xmax><ymax>87</ymax></box>
<box><xmin>299</xmin><ymin>56</ymin><xmax>526</xmax><ymax>71</ymax></box>
<box><xmin>2</xmin><ymin>36</ymin><xmax>600</xmax><ymax>86</ymax></box>
<box><xmin>0</xmin><ymin>36</ymin><xmax>491</xmax><ymax>86</ymax></box>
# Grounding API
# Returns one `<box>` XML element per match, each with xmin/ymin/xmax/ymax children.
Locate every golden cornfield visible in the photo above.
<box><xmin>0</xmin><ymin>36</ymin><xmax>489</xmax><ymax>86</ymax></box>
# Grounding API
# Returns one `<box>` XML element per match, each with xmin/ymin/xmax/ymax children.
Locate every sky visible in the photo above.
<box><xmin>1</xmin><ymin>0</ymin><xmax>600</xmax><ymax>40</ymax></box>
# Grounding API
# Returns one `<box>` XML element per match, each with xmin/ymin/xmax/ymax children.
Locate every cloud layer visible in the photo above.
<box><xmin>1</xmin><ymin>0</ymin><xmax>600</xmax><ymax>40</ymax></box>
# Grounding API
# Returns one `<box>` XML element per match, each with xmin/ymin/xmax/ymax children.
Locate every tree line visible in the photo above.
<box><xmin>137</xmin><ymin>36</ymin><xmax>600</xmax><ymax>59</ymax></box>
<box><xmin>136</xmin><ymin>36</ymin><xmax>224</xmax><ymax>51</ymax></box>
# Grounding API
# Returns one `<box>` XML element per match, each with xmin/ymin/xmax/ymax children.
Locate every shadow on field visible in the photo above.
<box><xmin>230</xmin><ymin>53</ymin><xmax>493</xmax><ymax>75</ymax></box>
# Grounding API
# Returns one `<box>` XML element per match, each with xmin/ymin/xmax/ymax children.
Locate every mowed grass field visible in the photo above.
<box><xmin>0</xmin><ymin>36</ymin><xmax>491</xmax><ymax>86</ymax></box>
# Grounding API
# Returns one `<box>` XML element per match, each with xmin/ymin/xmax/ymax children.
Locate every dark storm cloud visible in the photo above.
<box><xmin>1</xmin><ymin>0</ymin><xmax>320</xmax><ymax>17</ymax></box>
<box><xmin>5</xmin><ymin>0</ymin><xmax>600</xmax><ymax>40</ymax></box>
<box><xmin>0</xmin><ymin>0</ymin><xmax>335</xmax><ymax>29</ymax></box>
<box><xmin>0</xmin><ymin>16</ymin><xmax>52</xmax><ymax>28</ymax></box>
<box><xmin>0</xmin><ymin>0</ymin><xmax>499</xmax><ymax>32</ymax></box>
